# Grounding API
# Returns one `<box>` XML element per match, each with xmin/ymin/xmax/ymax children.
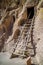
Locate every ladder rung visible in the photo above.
<box><xmin>25</xmin><ymin>24</ymin><xmax>31</xmax><ymax>26</ymax></box>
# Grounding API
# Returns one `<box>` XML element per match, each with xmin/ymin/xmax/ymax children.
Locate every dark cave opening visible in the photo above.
<box><xmin>27</xmin><ymin>7</ymin><xmax>34</xmax><ymax>19</ymax></box>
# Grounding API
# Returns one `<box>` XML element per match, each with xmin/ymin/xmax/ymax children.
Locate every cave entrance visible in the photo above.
<box><xmin>27</xmin><ymin>7</ymin><xmax>34</xmax><ymax>19</ymax></box>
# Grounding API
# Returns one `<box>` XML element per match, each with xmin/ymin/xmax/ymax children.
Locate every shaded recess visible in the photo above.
<box><xmin>13</xmin><ymin>29</ymin><xmax>20</xmax><ymax>39</ymax></box>
<box><xmin>27</xmin><ymin>7</ymin><xmax>34</xmax><ymax>19</ymax></box>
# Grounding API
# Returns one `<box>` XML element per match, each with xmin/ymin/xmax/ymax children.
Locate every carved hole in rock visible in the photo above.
<box><xmin>0</xmin><ymin>15</ymin><xmax>2</xmax><ymax>20</ymax></box>
<box><xmin>14</xmin><ymin>29</ymin><xmax>20</xmax><ymax>40</ymax></box>
<box><xmin>3</xmin><ymin>26</ymin><xmax>6</xmax><ymax>33</ymax></box>
<box><xmin>13</xmin><ymin>15</ymin><xmax>15</xmax><ymax>22</ymax></box>
<box><xmin>2</xmin><ymin>16</ymin><xmax>15</xmax><ymax>36</ymax></box>
<box><xmin>27</xmin><ymin>7</ymin><xmax>34</xmax><ymax>19</ymax></box>
<box><xmin>0</xmin><ymin>26</ymin><xmax>3</xmax><ymax>36</ymax></box>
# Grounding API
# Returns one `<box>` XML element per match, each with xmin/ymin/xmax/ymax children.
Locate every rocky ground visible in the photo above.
<box><xmin>33</xmin><ymin>8</ymin><xmax>43</xmax><ymax>65</ymax></box>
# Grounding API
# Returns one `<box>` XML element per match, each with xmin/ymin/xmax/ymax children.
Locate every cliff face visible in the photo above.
<box><xmin>0</xmin><ymin>0</ymin><xmax>39</xmax><ymax>53</ymax></box>
<box><xmin>0</xmin><ymin>0</ymin><xmax>11</xmax><ymax>8</ymax></box>
<box><xmin>0</xmin><ymin>0</ymin><xmax>20</xmax><ymax>9</ymax></box>
<box><xmin>0</xmin><ymin>0</ymin><xmax>42</xmax><ymax>65</ymax></box>
<box><xmin>0</xmin><ymin>0</ymin><xmax>33</xmax><ymax>9</ymax></box>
